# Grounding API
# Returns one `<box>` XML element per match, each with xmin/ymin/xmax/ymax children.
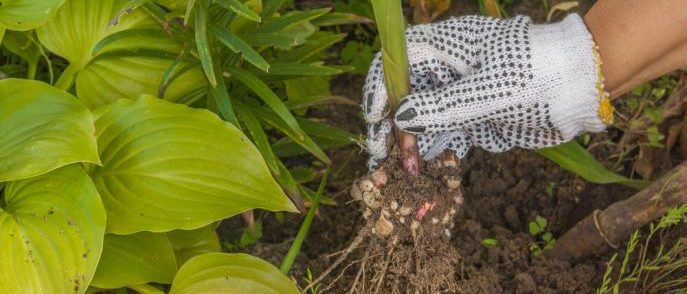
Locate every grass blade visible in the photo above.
<box><xmin>216</xmin><ymin>0</ymin><xmax>261</xmax><ymax>22</ymax></box>
<box><xmin>209</xmin><ymin>25</ymin><xmax>270</xmax><ymax>72</ymax></box>
<box><xmin>209</xmin><ymin>77</ymin><xmax>238</xmax><ymax>125</ymax></box>
<box><xmin>267</xmin><ymin>63</ymin><xmax>345</xmax><ymax>76</ymax></box>
<box><xmin>277</xmin><ymin>32</ymin><xmax>347</xmax><ymax>63</ymax></box>
<box><xmin>227</xmin><ymin>67</ymin><xmax>302</xmax><ymax>137</ymax></box>
<box><xmin>311</xmin><ymin>12</ymin><xmax>373</xmax><ymax>26</ymax></box>
<box><xmin>237</xmin><ymin>100</ymin><xmax>330</xmax><ymax>165</ymax></box>
<box><xmin>194</xmin><ymin>0</ymin><xmax>217</xmax><ymax>86</ymax></box>
<box><xmin>537</xmin><ymin>141</ymin><xmax>648</xmax><ymax>189</ymax></box>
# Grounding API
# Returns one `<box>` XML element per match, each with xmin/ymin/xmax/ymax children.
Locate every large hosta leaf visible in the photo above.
<box><xmin>0</xmin><ymin>79</ymin><xmax>100</xmax><ymax>182</ymax></box>
<box><xmin>169</xmin><ymin>253</ymin><xmax>300</xmax><ymax>294</ymax></box>
<box><xmin>167</xmin><ymin>224</ymin><xmax>221</xmax><ymax>267</ymax></box>
<box><xmin>36</xmin><ymin>0</ymin><xmax>205</xmax><ymax>108</ymax></box>
<box><xmin>91</xmin><ymin>232</ymin><xmax>178</xmax><ymax>289</ymax></box>
<box><xmin>0</xmin><ymin>0</ymin><xmax>65</xmax><ymax>31</ymax></box>
<box><xmin>91</xmin><ymin>96</ymin><xmax>297</xmax><ymax>234</ymax></box>
<box><xmin>0</xmin><ymin>165</ymin><xmax>106</xmax><ymax>294</ymax></box>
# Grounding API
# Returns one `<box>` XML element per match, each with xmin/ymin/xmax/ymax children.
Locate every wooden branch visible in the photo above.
<box><xmin>551</xmin><ymin>161</ymin><xmax>687</xmax><ymax>261</ymax></box>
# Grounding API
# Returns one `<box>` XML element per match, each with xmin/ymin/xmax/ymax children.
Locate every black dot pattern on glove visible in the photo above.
<box><xmin>393</xmin><ymin>15</ymin><xmax>565</xmax><ymax>150</ymax></box>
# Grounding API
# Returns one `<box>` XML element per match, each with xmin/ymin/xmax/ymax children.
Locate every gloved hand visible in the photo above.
<box><xmin>363</xmin><ymin>14</ymin><xmax>613</xmax><ymax>169</ymax></box>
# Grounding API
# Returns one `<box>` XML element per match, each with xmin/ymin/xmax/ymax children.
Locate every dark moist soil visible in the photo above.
<box><xmin>215</xmin><ymin>0</ymin><xmax>687</xmax><ymax>293</ymax></box>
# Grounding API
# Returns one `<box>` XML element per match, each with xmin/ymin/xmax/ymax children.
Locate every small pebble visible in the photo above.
<box><xmin>363</xmin><ymin>189</ymin><xmax>382</xmax><ymax>208</ymax></box>
<box><xmin>431</xmin><ymin>218</ymin><xmax>439</xmax><ymax>224</ymax></box>
<box><xmin>375</xmin><ymin>215</ymin><xmax>393</xmax><ymax>237</ymax></box>
<box><xmin>390</xmin><ymin>200</ymin><xmax>399</xmax><ymax>211</ymax></box>
<box><xmin>371</xmin><ymin>168</ymin><xmax>388</xmax><ymax>188</ymax></box>
<box><xmin>360</xmin><ymin>179</ymin><xmax>374</xmax><ymax>192</ymax></box>
<box><xmin>445</xmin><ymin>176</ymin><xmax>460</xmax><ymax>190</ymax></box>
<box><xmin>399</xmin><ymin>207</ymin><xmax>412</xmax><ymax>216</ymax></box>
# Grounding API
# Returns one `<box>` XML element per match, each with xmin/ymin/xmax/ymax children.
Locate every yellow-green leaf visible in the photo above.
<box><xmin>0</xmin><ymin>0</ymin><xmax>65</xmax><ymax>31</ymax></box>
<box><xmin>91</xmin><ymin>232</ymin><xmax>178</xmax><ymax>289</ymax></box>
<box><xmin>0</xmin><ymin>79</ymin><xmax>100</xmax><ymax>182</ymax></box>
<box><xmin>169</xmin><ymin>253</ymin><xmax>300</xmax><ymax>294</ymax></box>
<box><xmin>91</xmin><ymin>96</ymin><xmax>297</xmax><ymax>234</ymax></box>
<box><xmin>167</xmin><ymin>225</ymin><xmax>221</xmax><ymax>267</ymax></box>
<box><xmin>36</xmin><ymin>0</ymin><xmax>205</xmax><ymax>108</ymax></box>
<box><xmin>0</xmin><ymin>165</ymin><xmax>106</xmax><ymax>294</ymax></box>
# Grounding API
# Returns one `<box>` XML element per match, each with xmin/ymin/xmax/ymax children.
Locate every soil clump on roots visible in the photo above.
<box><xmin>341</xmin><ymin>150</ymin><xmax>464</xmax><ymax>293</ymax></box>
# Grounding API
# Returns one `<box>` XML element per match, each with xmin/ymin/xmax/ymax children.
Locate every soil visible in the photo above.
<box><xmin>216</xmin><ymin>0</ymin><xmax>687</xmax><ymax>293</ymax></box>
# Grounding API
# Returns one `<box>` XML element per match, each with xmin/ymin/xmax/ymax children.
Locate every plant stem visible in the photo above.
<box><xmin>280</xmin><ymin>169</ymin><xmax>330</xmax><ymax>274</ymax></box>
<box><xmin>55</xmin><ymin>63</ymin><xmax>80</xmax><ymax>91</ymax></box>
<box><xmin>371</xmin><ymin>0</ymin><xmax>420</xmax><ymax>175</ymax></box>
<box><xmin>27</xmin><ymin>61</ymin><xmax>38</xmax><ymax>80</ymax></box>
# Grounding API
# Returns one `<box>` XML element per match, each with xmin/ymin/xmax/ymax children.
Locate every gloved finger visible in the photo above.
<box><xmin>362</xmin><ymin>52</ymin><xmax>388</xmax><ymax>124</ymax></box>
<box><xmin>366</xmin><ymin>119</ymin><xmax>394</xmax><ymax>170</ymax></box>
<box><xmin>464</xmin><ymin>122</ymin><xmax>514</xmax><ymax>153</ymax></box>
<box><xmin>394</xmin><ymin>70</ymin><xmax>521</xmax><ymax>134</ymax></box>
<box><xmin>417</xmin><ymin>131</ymin><xmax>472</xmax><ymax>160</ymax></box>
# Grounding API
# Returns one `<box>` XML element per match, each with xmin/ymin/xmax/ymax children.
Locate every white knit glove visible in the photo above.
<box><xmin>363</xmin><ymin>14</ymin><xmax>609</xmax><ymax>169</ymax></box>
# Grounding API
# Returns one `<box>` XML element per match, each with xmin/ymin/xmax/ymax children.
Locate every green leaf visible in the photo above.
<box><xmin>169</xmin><ymin>253</ymin><xmax>300</xmax><ymax>294</ymax></box>
<box><xmin>195</xmin><ymin>0</ymin><xmax>217</xmax><ymax>86</ymax></box>
<box><xmin>168</xmin><ymin>225</ymin><xmax>221</xmax><ymax>267</ymax></box>
<box><xmin>91</xmin><ymin>96</ymin><xmax>297</xmax><ymax>234</ymax></box>
<box><xmin>235</xmin><ymin>103</ymin><xmax>280</xmax><ymax>176</ymax></box>
<box><xmin>0</xmin><ymin>0</ymin><xmax>65</xmax><ymax>31</ymax></box>
<box><xmin>216</xmin><ymin>0</ymin><xmax>261</xmax><ymax>22</ymax></box>
<box><xmin>92</xmin><ymin>232</ymin><xmax>178</xmax><ymax>289</ymax></box>
<box><xmin>272</xmin><ymin>118</ymin><xmax>357</xmax><ymax>157</ymax></box>
<box><xmin>311</xmin><ymin>12</ymin><xmax>373</xmax><ymax>26</ymax></box>
<box><xmin>2</xmin><ymin>31</ymin><xmax>41</xmax><ymax>73</ymax></box>
<box><xmin>237</xmin><ymin>100</ymin><xmax>330</xmax><ymax>164</ymax></box>
<box><xmin>0</xmin><ymin>79</ymin><xmax>100</xmax><ymax>182</ymax></box>
<box><xmin>268</xmin><ymin>62</ymin><xmax>344</xmax><ymax>76</ymax></box>
<box><xmin>226</xmin><ymin>67</ymin><xmax>302</xmax><ymax>137</ymax></box>
<box><xmin>528</xmin><ymin>222</ymin><xmax>541</xmax><ymax>236</ymax></box>
<box><xmin>278</xmin><ymin>31</ymin><xmax>346</xmax><ymax>63</ymax></box>
<box><xmin>537</xmin><ymin>141</ymin><xmax>647</xmax><ymax>190</ymax></box>
<box><xmin>36</xmin><ymin>0</ymin><xmax>206</xmax><ymax>108</ymax></box>
<box><xmin>481</xmin><ymin>238</ymin><xmax>499</xmax><ymax>247</ymax></box>
<box><xmin>0</xmin><ymin>165</ymin><xmax>106</xmax><ymax>294</ymax></box>
<box><xmin>209</xmin><ymin>25</ymin><xmax>270</xmax><ymax>72</ymax></box>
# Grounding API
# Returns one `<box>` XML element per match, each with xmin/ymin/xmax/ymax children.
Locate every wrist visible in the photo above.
<box><xmin>528</xmin><ymin>14</ymin><xmax>610</xmax><ymax>141</ymax></box>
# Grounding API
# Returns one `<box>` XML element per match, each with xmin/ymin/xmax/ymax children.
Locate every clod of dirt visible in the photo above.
<box><xmin>347</xmin><ymin>150</ymin><xmax>464</xmax><ymax>293</ymax></box>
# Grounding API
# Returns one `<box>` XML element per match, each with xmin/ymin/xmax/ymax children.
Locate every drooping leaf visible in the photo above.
<box><xmin>240</xmin><ymin>9</ymin><xmax>330</xmax><ymax>50</ymax></box>
<box><xmin>272</xmin><ymin>118</ymin><xmax>358</xmax><ymax>157</ymax></box>
<box><xmin>0</xmin><ymin>0</ymin><xmax>65</xmax><ymax>31</ymax></box>
<box><xmin>36</xmin><ymin>0</ymin><xmax>205</xmax><ymax>108</ymax></box>
<box><xmin>537</xmin><ymin>141</ymin><xmax>648</xmax><ymax>189</ymax></box>
<box><xmin>169</xmin><ymin>253</ymin><xmax>300</xmax><ymax>294</ymax></box>
<box><xmin>91</xmin><ymin>232</ymin><xmax>178</xmax><ymax>289</ymax></box>
<box><xmin>0</xmin><ymin>165</ymin><xmax>106</xmax><ymax>294</ymax></box>
<box><xmin>0</xmin><ymin>79</ymin><xmax>100</xmax><ymax>182</ymax></box>
<box><xmin>209</xmin><ymin>25</ymin><xmax>270</xmax><ymax>72</ymax></box>
<box><xmin>91</xmin><ymin>96</ymin><xmax>297</xmax><ymax>234</ymax></box>
<box><xmin>311</xmin><ymin>12</ymin><xmax>373</xmax><ymax>26</ymax></box>
<box><xmin>216</xmin><ymin>0</ymin><xmax>261</xmax><ymax>22</ymax></box>
<box><xmin>167</xmin><ymin>225</ymin><xmax>221</xmax><ymax>267</ymax></box>
<box><xmin>236</xmin><ymin>99</ymin><xmax>330</xmax><ymax>164</ymax></box>
<box><xmin>279</xmin><ymin>31</ymin><xmax>346</xmax><ymax>62</ymax></box>
<box><xmin>267</xmin><ymin>62</ymin><xmax>344</xmax><ymax>76</ymax></box>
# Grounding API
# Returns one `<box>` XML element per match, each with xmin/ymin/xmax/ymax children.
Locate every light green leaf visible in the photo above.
<box><xmin>36</xmin><ymin>0</ymin><xmax>205</xmax><ymax>108</ymax></box>
<box><xmin>210</xmin><ymin>24</ymin><xmax>270</xmax><ymax>72</ymax></box>
<box><xmin>0</xmin><ymin>79</ymin><xmax>100</xmax><ymax>182</ymax></box>
<box><xmin>216</xmin><ymin>0</ymin><xmax>261</xmax><ymax>22</ymax></box>
<box><xmin>268</xmin><ymin>62</ymin><xmax>344</xmax><ymax>76</ymax></box>
<box><xmin>167</xmin><ymin>225</ymin><xmax>221</xmax><ymax>267</ymax></box>
<box><xmin>311</xmin><ymin>12</ymin><xmax>373</xmax><ymax>26</ymax></box>
<box><xmin>2</xmin><ymin>31</ymin><xmax>41</xmax><ymax>69</ymax></box>
<box><xmin>195</xmin><ymin>0</ymin><xmax>217</xmax><ymax>87</ymax></box>
<box><xmin>272</xmin><ymin>118</ymin><xmax>357</xmax><ymax>158</ymax></box>
<box><xmin>0</xmin><ymin>0</ymin><xmax>65</xmax><ymax>31</ymax></box>
<box><xmin>91</xmin><ymin>96</ymin><xmax>297</xmax><ymax>234</ymax></box>
<box><xmin>236</xmin><ymin>100</ymin><xmax>330</xmax><ymax>164</ymax></box>
<box><xmin>0</xmin><ymin>165</ymin><xmax>106</xmax><ymax>294</ymax></box>
<box><xmin>278</xmin><ymin>31</ymin><xmax>346</xmax><ymax>63</ymax></box>
<box><xmin>91</xmin><ymin>232</ymin><xmax>178</xmax><ymax>289</ymax></box>
<box><xmin>537</xmin><ymin>141</ymin><xmax>647</xmax><ymax>189</ymax></box>
<box><xmin>169</xmin><ymin>253</ymin><xmax>300</xmax><ymax>294</ymax></box>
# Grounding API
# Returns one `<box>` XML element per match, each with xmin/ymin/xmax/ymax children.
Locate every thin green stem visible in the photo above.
<box><xmin>27</xmin><ymin>61</ymin><xmax>38</xmax><ymax>80</ymax></box>
<box><xmin>280</xmin><ymin>169</ymin><xmax>330</xmax><ymax>274</ymax></box>
<box><xmin>127</xmin><ymin>283</ymin><xmax>165</xmax><ymax>294</ymax></box>
<box><xmin>55</xmin><ymin>63</ymin><xmax>80</xmax><ymax>91</ymax></box>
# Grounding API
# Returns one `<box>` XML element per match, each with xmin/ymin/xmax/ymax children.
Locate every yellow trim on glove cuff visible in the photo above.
<box><xmin>593</xmin><ymin>44</ymin><xmax>614</xmax><ymax>125</ymax></box>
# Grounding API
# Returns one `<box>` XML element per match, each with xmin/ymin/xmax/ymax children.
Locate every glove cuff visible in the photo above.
<box><xmin>529</xmin><ymin>14</ymin><xmax>609</xmax><ymax>141</ymax></box>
